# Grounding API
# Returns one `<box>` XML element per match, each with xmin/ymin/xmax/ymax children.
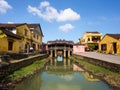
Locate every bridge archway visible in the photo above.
<box><xmin>47</xmin><ymin>40</ymin><xmax>74</xmax><ymax>58</ymax></box>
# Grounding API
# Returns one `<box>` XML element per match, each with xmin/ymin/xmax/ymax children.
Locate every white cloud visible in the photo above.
<box><xmin>42</xmin><ymin>6</ymin><xmax>58</xmax><ymax>22</ymax></box>
<box><xmin>57</xmin><ymin>8</ymin><xmax>80</xmax><ymax>22</ymax></box>
<box><xmin>7</xmin><ymin>21</ymin><xmax>14</xmax><ymax>24</ymax></box>
<box><xmin>28</xmin><ymin>5</ymin><xmax>42</xmax><ymax>16</ymax></box>
<box><xmin>27</xmin><ymin>1</ymin><xmax>80</xmax><ymax>22</ymax></box>
<box><xmin>39</xmin><ymin>1</ymin><xmax>50</xmax><ymax>8</ymax></box>
<box><xmin>28</xmin><ymin>4</ymin><xmax>58</xmax><ymax>22</ymax></box>
<box><xmin>0</xmin><ymin>0</ymin><xmax>12</xmax><ymax>14</ymax></box>
<box><xmin>59</xmin><ymin>24</ymin><xmax>74</xmax><ymax>32</ymax></box>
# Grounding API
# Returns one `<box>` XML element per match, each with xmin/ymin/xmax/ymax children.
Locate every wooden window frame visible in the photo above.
<box><xmin>8</xmin><ymin>41</ymin><xmax>13</xmax><ymax>51</ymax></box>
<box><xmin>101</xmin><ymin>44</ymin><xmax>107</xmax><ymax>51</ymax></box>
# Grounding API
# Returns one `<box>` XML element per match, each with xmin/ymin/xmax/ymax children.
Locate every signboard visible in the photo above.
<box><xmin>0</xmin><ymin>30</ymin><xmax>7</xmax><ymax>38</ymax></box>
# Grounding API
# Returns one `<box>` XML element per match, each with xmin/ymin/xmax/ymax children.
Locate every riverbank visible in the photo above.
<box><xmin>0</xmin><ymin>58</ymin><xmax>48</xmax><ymax>90</ymax></box>
<box><xmin>70</xmin><ymin>56</ymin><xmax>120</xmax><ymax>90</ymax></box>
<box><xmin>0</xmin><ymin>54</ymin><xmax>48</xmax><ymax>80</ymax></box>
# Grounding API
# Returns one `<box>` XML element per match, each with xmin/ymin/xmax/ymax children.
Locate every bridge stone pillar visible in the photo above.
<box><xmin>68</xmin><ymin>50</ymin><xmax>70</xmax><ymax>57</ymax></box>
<box><xmin>50</xmin><ymin>58</ymin><xmax>53</xmax><ymax>65</ymax></box>
<box><xmin>50</xmin><ymin>50</ymin><xmax>53</xmax><ymax>57</ymax></box>
<box><xmin>68</xmin><ymin>59</ymin><xmax>70</xmax><ymax>66</ymax></box>
<box><xmin>55</xmin><ymin>58</ymin><xmax>57</xmax><ymax>66</ymax></box>
<box><xmin>63</xmin><ymin>58</ymin><xmax>66</xmax><ymax>67</ymax></box>
<box><xmin>55</xmin><ymin>50</ymin><xmax>57</xmax><ymax>57</ymax></box>
<box><xmin>64</xmin><ymin>50</ymin><xmax>66</xmax><ymax>57</ymax></box>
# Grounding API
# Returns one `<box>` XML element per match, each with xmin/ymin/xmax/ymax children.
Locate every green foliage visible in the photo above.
<box><xmin>9</xmin><ymin>59</ymin><xmax>46</xmax><ymax>80</ymax></box>
<box><xmin>69</xmin><ymin>56</ymin><xmax>120</xmax><ymax>78</ymax></box>
<box><xmin>88</xmin><ymin>44</ymin><xmax>95</xmax><ymax>50</ymax></box>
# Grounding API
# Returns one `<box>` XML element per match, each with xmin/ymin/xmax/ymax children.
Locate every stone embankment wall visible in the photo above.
<box><xmin>73</xmin><ymin>54</ymin><xmax>120</xmax><ymax>73</ymax></box>
<box><xmin>0</xmin><ymin>54</ymin><xmax>48</xmax><ymax>79</ymax></box>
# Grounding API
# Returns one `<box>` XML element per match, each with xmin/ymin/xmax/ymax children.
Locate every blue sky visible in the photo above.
<box><xmin>0</xmin><ymin>0</ymin><xmax>120</xmax><ymax>43</ymax></box>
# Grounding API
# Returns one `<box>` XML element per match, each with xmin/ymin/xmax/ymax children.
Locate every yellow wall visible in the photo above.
<box><xmin>0</xmin><ymin>38</ymin><xmax>8</xmax><ymax>53</ymax></box>
<box><xmin>31</xmin><ymin>32</ymin><xmax>42</xmax><ymax>51</ymax></box>
<box><xmin>80</xmin><ymin>32</ymin><xmax>102</xmax><ymax>44</ymax></box>
<box><xmin>17</xmin><ymin>24</ymin><xmax>31</xmax><ymax>39</ymax></box>
<box><xmin>16</xmin><ymin>24</ymin><xmax>31</xmax><ymax>52</ymax></box>
<box><xmin>0</xmin><ymin>37</ymin><xmax>21</xmax><ymax>53</ymax></box>
<box><xmin>99</xmin><ymin>35</ymin><xmax>120</xmax><ymax>54</ymax></box>
<box><xmin>0</xmin><ymin>24</ymin><xmax>43</xmax><ymax>54</ymax></box>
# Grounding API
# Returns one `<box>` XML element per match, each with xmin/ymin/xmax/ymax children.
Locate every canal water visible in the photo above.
<box><xmin>14</xmin><ymin>56</ymin><xmax>114</xmax><ymax>90</ymax></box>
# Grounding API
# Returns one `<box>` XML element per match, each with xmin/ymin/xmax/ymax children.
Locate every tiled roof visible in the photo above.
<box><xmin>86</xmin><ymin>31</ymin><xmax>100</xmax><ymax>34</ymax></box>
<box><xmin>28</xmin><ymin>24</ymin><xmax>43</xmax><ymax>36</ymax></box>
<box><xmin>106</xmin><ymin>34</ymin><xmax>120</xmax><ymax>40</ymax></box>
<box><xmin>0</xmin><ymin>23</ymin><xmax>27</xmax><ymax>28</ymax></box>
<box><xmin>1</xmin><ymin>29</ymin><xmax>22</xmax><ymax>39</ymax></box>
<box><xmin>0</xmin><ymin>23</ymin><xmax>44</xmax><ymax>36</ymax></box>
<box><xmin>28</xmin><ymin>24</ymin><xmax>39</xmax><ymax>28</ymax></box>
<box><xmin>0</xmin><ymin>23</ymin><xmax>17</xmax><ymax>28</ymax></box>
<box><xmin>47</xmin><ymin>39</ymin><xmax>74</xmax><ymax>45</ymax></box>
<box><xmin>0</xmin><ymin>23</ymin><xmax>39</xmax><ymax>28</ymax></box>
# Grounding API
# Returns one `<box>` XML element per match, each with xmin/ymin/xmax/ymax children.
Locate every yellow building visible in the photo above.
<box><xmin>28</xmin><ymin>24</ymin><xmax>43</xmax><ymax>52</ymax></box>
<box><xmin>0</xmin><ymin>29</ymin><xmax>22</xmax><ymax>53</ymax></box>
<box><xmin>79</xmin><ymin>32</ymin><xmax>102</xmax><ymax>50</ymax></box>
<box><xmin>16</xmin><ymin>24</ymin><xmax>32</xmax><ymax>53</ymax></box>
<box><xmin>99</xmin><ymin>34</ymin><xmax>120</xmax><ymax>54</ymax></box>
<box><xmin>0</xmin><ymin>23</ymin><xmax>43</xmax><ymax>54</ymax></box>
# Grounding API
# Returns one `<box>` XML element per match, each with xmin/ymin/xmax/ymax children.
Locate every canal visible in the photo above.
<box><xmin>13</xmin><ymin>56</ymin><xmax>114</xmax><ymax>90</ymax></box>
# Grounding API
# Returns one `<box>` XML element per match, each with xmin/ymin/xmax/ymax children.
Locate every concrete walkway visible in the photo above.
<box><xmin>74</xmin><ymin>52</ymin><xmax>120</xmax><ymax>65</ymax></box>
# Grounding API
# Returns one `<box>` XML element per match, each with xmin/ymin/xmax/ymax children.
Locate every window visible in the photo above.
<box><xmin>38</xmin><ymin>45</ymin><xmax>39</xmax><ymax>49</ymax></box>
<box><xmin>33</xmin><ymin>33</ymin><xmax>35</xmax><ymax>38</ymax></box>
<box><xmin>88</xmin><ymin>38</ymin><xmax>90</xmax><ymax>41</ymax></box>
<box><xmin>37</xmin><ymin>35</ymin><xmax>39</xmax><ymax>40</ymax></box>
<box><xmin>24</xmin><ymin>29</ymin><xmax>28</xmax><ymax>36</ymax></box>
<box><xmin>101</xmin><ymin>44</ymin><xmax>107</xmax><ymax>51</ymax></box>
<box><xmin>8</xmin><ymin>41</ymin><xmax>13</xmax><ymax>50</ymax></box>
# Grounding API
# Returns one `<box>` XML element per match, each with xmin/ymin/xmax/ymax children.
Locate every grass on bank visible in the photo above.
<box><xmin>69</xmin><ymin>56</ymin><xmax>120</xmax><ymax>81</ymax></box>
<box><xmin>8</xmin><ymin>59</ymin><xmax>47</xmax><ymax>81</ymax></box>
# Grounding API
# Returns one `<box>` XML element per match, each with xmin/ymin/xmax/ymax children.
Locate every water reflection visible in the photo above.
<box><xmin>14</xmin><ymin>57</ymin><xmax>114</xmax><ymax>90</ymax></box>
<box><xmin>14</xmin><ymin>71</ymin><xmax>42</xmax><ymax>90</ymax></box>
<box><xmin>46</xmin><ymin>58</ymin><xmax>99</xmax><ymax>82</ymax></box>
<box><xmin>57</xmin><ymin>56</ymin><xmax>63</xmax><ymax>61</ymax></box>
<box><xmin>84</xmin><ymin>72</ymin><xmax>100</xmax><ymax>82</ymax></box>
<box><xmin>46</xmin><ymin>57</ymin><xmax>72</xmax><ymax>75</ymax></box>
<box><xmin>73</xmin><ymin>64</ymin><xmax>84</xmax><ymax>72</ymax></box>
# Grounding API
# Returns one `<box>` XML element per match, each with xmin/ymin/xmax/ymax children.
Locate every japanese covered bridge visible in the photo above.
<box><xmin>47</xmin><ymin>40</ymin><xmax>74</xmax><ymax>57</ymax></box>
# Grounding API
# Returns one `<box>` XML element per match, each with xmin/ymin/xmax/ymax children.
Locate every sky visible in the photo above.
<box><xmin>0</xmin><ymin>0</ymin><xmax>120</xmax><ymax>43</ymax></box>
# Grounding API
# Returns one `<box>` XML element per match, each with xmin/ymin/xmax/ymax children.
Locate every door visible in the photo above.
<box><xmin>113</xmin><ymin>42</ymin><xmax>117</xmax><ymax>54</ymax></box>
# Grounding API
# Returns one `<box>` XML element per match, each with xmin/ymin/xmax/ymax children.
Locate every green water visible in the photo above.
<box><xmin>14</xmin><ymin>57</ymin><xmax>114</xmax><ymax>90</ymax></box>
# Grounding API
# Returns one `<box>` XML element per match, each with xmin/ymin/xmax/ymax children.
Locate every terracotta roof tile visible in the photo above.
<box><xmin>86</xmin><ymin>31</ymin><xmax>100</xmax><ymax>34</ymax></box>
<box><xmin>0</xmin><ymin>23</ymin><xmax>17</xmax><ymax>28</ymax></box>
<box><xmin>107</xmin><ymin>34</ymin><xmax>120</xmax><ymax>40</ymax></box>
<box><xmin>47</xmin><ymin>40</ymin><xmax>74</xmax><ymax>45</ymax></box>
<box><xmin>28</xmin><ymin>24</ymin><xmax>39</xmax><ymax>28</ymax></box>
<box><xmin>0</xmin><ymin>23</ymin><xmax>44</xmax><ymax>36</ymax></box>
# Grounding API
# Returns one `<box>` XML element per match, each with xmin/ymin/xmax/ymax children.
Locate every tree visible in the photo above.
<box><xmin>88</xmin><ymin>43</ymin><xmax>95</xmax><ymax>50</ymax></box>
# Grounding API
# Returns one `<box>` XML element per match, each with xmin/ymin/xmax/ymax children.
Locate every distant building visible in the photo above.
<box><xmin>41</xmin><ymin>42</ymin><xmax>48</xmax><ymax>54</ymax></box>
<box><xmin>0</xmin><ymin>23</ymin><xmax>43</xmax><ymax>54</ymax></box>
<box><xmin>78</xmin><ymin>31</ymin><xmax>102</xmax><ymax>50</ymax></box>
<box><xmin>99</xmin><ymin>34</ymin><xmax>120</xmax><ymax>54</ymax></box>
<box><xmin>73</xmin><ymin>44</ymin><xmax>85</xmax><ymax>53</ymax></box>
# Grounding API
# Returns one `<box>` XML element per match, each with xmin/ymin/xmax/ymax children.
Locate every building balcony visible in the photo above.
<box><xmin>87</xmin><ymin>40</ymin><xmax>100</xmax><ymax>43</ymax></box>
